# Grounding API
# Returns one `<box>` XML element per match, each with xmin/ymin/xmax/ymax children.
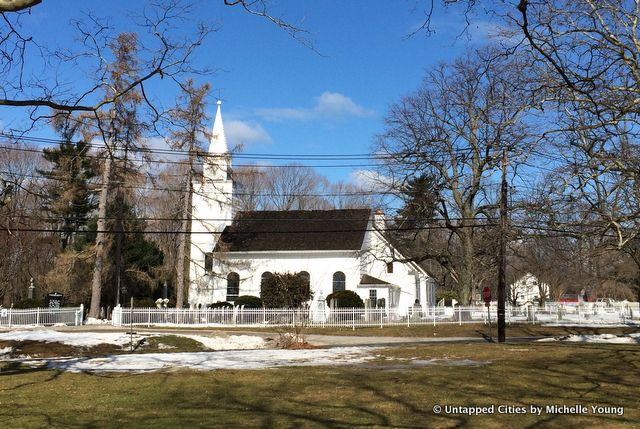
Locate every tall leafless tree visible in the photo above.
<box><xmin>167</xmin><ymin>80</ymin><xmax>211</xmax><ymax>309</ymax></box>
<box><xmin>377</xmin><ymin>51</ymin><xmax>534</xmax><ymax>304</ymax></box>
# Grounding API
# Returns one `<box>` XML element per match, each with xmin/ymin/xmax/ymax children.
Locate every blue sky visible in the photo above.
<box><xmin>1</xmin><ymin>1</ymin><xmax>497</xmax><ymax>184</ymax></box>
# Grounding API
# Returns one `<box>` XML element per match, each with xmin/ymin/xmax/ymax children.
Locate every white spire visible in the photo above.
<box><xmin>209</xmin><ymin>100</ymin><xmax>227</xmax><ymax>154</ymax></box>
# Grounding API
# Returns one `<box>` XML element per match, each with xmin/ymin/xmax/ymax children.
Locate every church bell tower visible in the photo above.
<box><xmin>188</xmin><ymin>100</ymin><xmax>233</xmax><ymax>305</ymax></box>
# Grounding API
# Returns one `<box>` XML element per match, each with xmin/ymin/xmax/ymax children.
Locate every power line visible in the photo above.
<box><xmin>0</xmin><ymin>223</ymin><xmax>499</xmax><ymax>235</ymax></box>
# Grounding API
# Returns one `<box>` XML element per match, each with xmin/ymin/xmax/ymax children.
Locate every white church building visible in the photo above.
<box><xmin>187</xmin><ymin>101</ymin><xmax>435</xmax><ymax>314</ymax></box>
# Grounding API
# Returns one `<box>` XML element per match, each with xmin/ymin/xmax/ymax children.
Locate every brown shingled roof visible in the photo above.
<box><xmin>215</xmin><ymin>209</ymin><xmax>371</xmax><ymax>252</ymax></box>
<box><xmin>360</xmin><ymin>274</ymin><xmax>391</xmax><ymax>285</ymax></box>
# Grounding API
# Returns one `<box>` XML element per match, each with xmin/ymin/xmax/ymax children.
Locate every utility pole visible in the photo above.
<box><xmin>498</xmin><ymin>149</ymin><xmax>507</xmax><ymax>343</ymax></box>
<box><xmin>114</xmin><ymin>188</ymin><xmax>123</xmax><ymax>306</ymax></box>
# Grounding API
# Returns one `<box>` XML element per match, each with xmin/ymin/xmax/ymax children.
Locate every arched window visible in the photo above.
<box><xmin>261</xmin><ymin>271</ymin><xmax>273</xmax><ymax>286</ymax></box>
<box><xmin>333</xmin><ymin>271</ymin><xmax>346</xmax><ymax>292</ymax></box>
<box><xmin>298</xmin><ymin>271</ymin><xmax>310</xmax><ymax>288</ymax></box>
<box><xmin>227</xmin><ymin>272</ymin><xmax>240</xmax><ymax>301</ymax></box>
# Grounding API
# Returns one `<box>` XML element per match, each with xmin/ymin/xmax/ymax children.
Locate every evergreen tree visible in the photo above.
<box><xmin>38</xmin><ymin>121</ymin><xmax>97</xmax><ymax>249</ymax></box>
<box><xmin>396</xmin><ymin>174</ymin><xmax>440</xmax><ymax>228</ymax></box>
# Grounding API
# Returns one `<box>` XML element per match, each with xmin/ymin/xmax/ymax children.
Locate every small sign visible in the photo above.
<box><xmin>482</xmin><ymin>287</ymin><xmax>491</xmax><ymax>307</ymax></box>
<box><xmin>47</xmin><ymin>292</ymin><xmax>64</xmax><ymax>308</ymax></box>
<box><xmin>0</xmin><ymin>309</ymin><xmax>7</xmax><ymax>317</ymax></box>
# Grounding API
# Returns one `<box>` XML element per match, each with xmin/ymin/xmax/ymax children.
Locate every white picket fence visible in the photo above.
<box><xmin>0</xmin><ymin>305</ymin><xmax>84</xmax><ymax>327</ymax></box>
<box><xmin>111</xmin><ymin>302</ymin><xmax>640</xmax><ymax>328</ymax></box>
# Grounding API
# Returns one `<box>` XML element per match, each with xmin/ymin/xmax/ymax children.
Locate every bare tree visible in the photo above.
<box><xmin>0</xmin><ymin>142</ymin><xmax>56</xmax><ymax>304</ymax></box>
<box><xmin>167</xmin><ymin>79</ymin><xmax>211</xmax><ymax>309</ymax></box>
<box><xmin>0</xmin><ymin>1</ymin><xmax>211</xmax><ymax>124</ymax></box>
<box><xmin>377</xmin><ymin>51</ymin><xmax>534</xmax><ymax>304</ymax></box>
<box><xmin>234</xmin><ymin>164</ymin><xmax>331</xmax><ymax>211</ymax></box>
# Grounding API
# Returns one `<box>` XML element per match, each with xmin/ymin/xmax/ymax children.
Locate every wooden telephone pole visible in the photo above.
<box><xmin>498</xmin><ymin>149</ymin><xmax>507</xmax><ymax>343</ymax></box>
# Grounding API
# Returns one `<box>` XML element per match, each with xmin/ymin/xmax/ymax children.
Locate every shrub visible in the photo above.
<box><xmin>234</xmin><ymin>295</ymin><xmax>262</xmax><ymax>308</ymax></box>
<box><xmin>261</xmin><ymin>272</ymin><xmax>312</xmax><ymax>308</ymax></box>
<box><xmin>326</xmin><ymin>290</ymin><xmax>364</xmax><ymax>308</ymax></box>
<box><xmin>209</xmin><ymin>301</ymin><xmax>233</xmax><ymax>309</ymax></box>
<box><xmin>13</xmin><ymin>298</ymin><xmax>44</xmax><ymax>309</ymax></box>
<box><xmin>132</xmin><ymin>297</ymin><xmax>159</xmax><ymax>308</ymax></box>
<box><xmin>436</xmin><ymin>290</ymin><xmax>459</xmax><ymax>306</ymax></box>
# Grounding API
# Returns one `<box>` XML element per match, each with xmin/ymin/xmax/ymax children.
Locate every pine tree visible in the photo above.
<box><xmin>90</xmin><ymin>32</ymin><xmax>146</xmax><ymax>317</ymax></box>
<box><xmin>38</xmin><ymin>121</ymin><xmax>97</xmax><ymax>249</ymax></box>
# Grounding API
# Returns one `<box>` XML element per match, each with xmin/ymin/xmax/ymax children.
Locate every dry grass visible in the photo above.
<box><xmin>166</xmin><ymin>323</ymin><xmax>640</xmax><ymax>339</ymax></box>
<box><xmin>0</xmin><ymin>342</ymin><xmax>638</xmax><ymax>428</ymax></box>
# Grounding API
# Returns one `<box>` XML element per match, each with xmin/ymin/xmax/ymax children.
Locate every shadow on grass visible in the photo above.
<box><xmin>0</xmin><ymin>343</ymin><xmax>638</xmax><ymax>428</ymax></box>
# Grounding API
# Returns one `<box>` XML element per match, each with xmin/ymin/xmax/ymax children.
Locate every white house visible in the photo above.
<box><xmin>187</xmin><ymin>101</ymin><xmax>435</xmax><ymax>314</ymax></box>
<box><xmin>510</xmin><ymin>273</ymin><xmax>549</xmax><ymax>305</ymax></box>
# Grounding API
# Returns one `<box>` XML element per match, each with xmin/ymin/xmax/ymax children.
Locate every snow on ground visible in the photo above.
<box><xmin>180</xmin><ymin>334</ymin><xmax>266</xmax><ymax>350</ymax></box>
<box><xmin>0</xmin><ymin>346</ymin><xmax>12</xmax><ymax>356</ymax></box>
<box><xmin>44</xmin><ymin>347</ymin><xmax>381</xmax><ymax>373</ymax></box>
<box><xmin>538</xmin><ymin>333</ymin><xmax>640</xmax><ymax>344</ymax></box>
<box><xmin>84</xmin><ymin>318</ymin><xmax>111</xmax><ymax>325</ymax></box>
<box><xmin>0</xmin><ymin>329</ymin><xmax>266</xmax><ymax>350</ymax></box>
<box><xmin>0</xmin><ymin>330</ymin><xmax>144</xmax><ymax>347</ymax></box>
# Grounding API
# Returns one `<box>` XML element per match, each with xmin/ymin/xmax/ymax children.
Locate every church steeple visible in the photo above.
<box><xmin>209</xmin><ymin>100</ymin><xmax>227</xmax><ymax>154</ymax></box>
<box><xmin>205</xmin><ymin>100</ymin><xmax>230</xmax><ymax>182</ymax></box>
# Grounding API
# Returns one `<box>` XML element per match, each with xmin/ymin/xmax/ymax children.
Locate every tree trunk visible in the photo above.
<box><xmin>457</xmin><ymin>220</ymin><xmax>476</xmax><ymax>305</ymax></box>
<box><xmin>174</xmin><ymin>155</ymin><xmax>194</xmax><ymax>309</ymax></box>
<box><xmin>89</xmin><ymin>149</ymin><xmax>113</xmax><ymax>318</ymax></box>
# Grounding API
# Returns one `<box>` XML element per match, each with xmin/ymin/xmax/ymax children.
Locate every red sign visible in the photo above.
<box><xmin>482</xmin><ymin>287</ymin><xmax>491</xmax><ymax>306</ymax></box>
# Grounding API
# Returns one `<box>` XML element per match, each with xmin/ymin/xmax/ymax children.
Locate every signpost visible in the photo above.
<box><xmin>46</xmin><ymin>292</ymin><xmax>64</xmax><ymax>309</ymax></box>
<box><xmin>482</xmin><ymin>287</ymin><xmax>492</xmax><ymax>341</ymax></box>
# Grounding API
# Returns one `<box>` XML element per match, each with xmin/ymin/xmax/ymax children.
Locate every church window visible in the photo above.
<box><xmin>204</xmin><ymin>252</ymin><xmax>213</xmax><ymax>273</ymax></box>
<box><xmin>386</xmin><ymin>262</ymin><xmax>394</xmax><ymax>273</ymax></box>
<box><xmin>333</xmin><ymin>271</ymin><xmax>346</xmax><ymax>292</ymax></box>
<box><xmin>298</xmin><ymin>271</ymin><xmax>310</xmax><ymax>287</ymax></box>
<box><xmin>260</xmin><ymin>272</ymin><xmax>273</xmax><ymax>287</ymax></box>
<box><xmin>227</xmin><ymin>272</ymin><xmax>240</xmax><ymax>301</ymax></box>
<box><xmin>369</xmin><ymin>289</ymin><xmax>377</xmax><ymax>303</ymax></box>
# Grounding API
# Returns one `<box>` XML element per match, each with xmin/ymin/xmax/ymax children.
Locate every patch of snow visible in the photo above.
<box><xmin>85</xmin><ymin>318</ymin><xmax>111</xmax><ymax>325</ymax></box>
<box><xmin>538</xmin><ymin>333</ymin><xmax>640</xmax><ymax>344</ymax></box>
<box><xmin>45</xmin><ymin>346</ymin><xmax>382</xmax><ymax>373</ymax></box>
<box><xmin>543</xmin><ymin>322</ymin><xmax>640</xmax><ymax>328</ymax></box>
<box><xmin>156</xmin><ymin>343</ymin><xmax>176</xmax><ymax>350</ymax></box>
<box><xmin>0</xmin><ymin>330</ymin><xmax>144</xmax><ymax>347</ymax></box>
<box><xmin>0</xmin><ymin>329</ymin><xmax>267</xmax><ymax>351</ymax></box>
<box><xmin>181</xmin><ymin>334</ymin><xmax>265</xmax><ymax>350</ymax></box>
<box><xmin>0</xmin><ymin>346</ymin><xmax>12</xmax><ymax>358</ymax></box>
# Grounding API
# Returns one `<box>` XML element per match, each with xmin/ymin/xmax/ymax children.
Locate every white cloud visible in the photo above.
<box><xmin>146</xmin><ymin>136</ymin><xmax>173</xmax><ymax>153</ymax></box>
<box><xmin>225</xmin><ymin>120</ymin><xmax>272</xmax><ymax>146</ymax></box>
<box><xmin>349</xmin><ymin>169</ymin><xmax>393</xmax><ymax>192</ymax></box>
<box><xmin>257</xmin><ymin>91</ymin><xmax>374</xmax><ymax>122</ymax></box>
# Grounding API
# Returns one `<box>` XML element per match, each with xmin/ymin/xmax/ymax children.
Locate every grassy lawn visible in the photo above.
<box><xmin>142</xmin><ymin>323</ymin><xmax>640</xmax><ymax>339</ymax></box>
<box><xmin>0</xmin><ymin>342</ymin><xmax>638</xmax><ymax>428</ymax></box>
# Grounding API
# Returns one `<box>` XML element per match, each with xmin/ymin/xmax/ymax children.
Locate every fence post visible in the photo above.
<box><xmin>36</xmin><ymin>307</ymin><xmax>40</xmax><ymax>326</ymax></box>
<box><xmin>380</xmin><ymin>308</ymin><xmax>383</xmax><ymax>329</ymax></box>
<box><xmin>79</xmin><ymin>304</ymin><xmax>84</xmax><ymax>326</ymax></box>
<box><xmin>407</xmin><ymin>308</ymin><xmax>410</xmax><ymax>327</ymax></box>
<box><xmin>352</xmin><ymin>307</ymin><xmax>355</xmax><ymax>331</ymax></box>
<box><xmin>458</xmin><ymin>306</ymin><xmax>462</xmax><ymax>326</ymax></box>
<box><xmin>8</xmin><ymin>307</ymin><xmax>12</xmax><ymax>328</ymax></box>
<box><xmin>148</xmin><ymin>308</ymin><xmax>151</xmax><ymax>327</ymax></box>
<box><xmin>433</xmin><ymin>306</ymin><xmax>436</xmax><ymax>327</ymax></box>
